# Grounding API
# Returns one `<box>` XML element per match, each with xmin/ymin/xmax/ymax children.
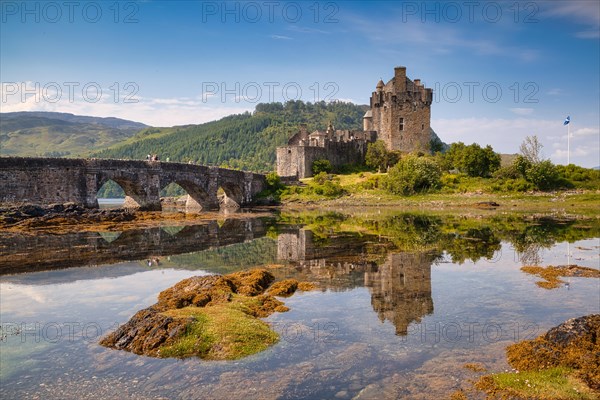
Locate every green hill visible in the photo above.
<box><xmin>0</xmin><ymin>112</ymin><xmax>147</xmax><ymax>157</ymax></box>
<box><xmin>93</xmin><ymin>100</ymin><xmax>369</xmax><ymax>172</ymax></box>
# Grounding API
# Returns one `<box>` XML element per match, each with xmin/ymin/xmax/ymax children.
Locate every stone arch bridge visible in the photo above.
<box><xmin>0</xmin><ymin>157</ymin><xmax>267</xmax><ymax>212</ymax></box>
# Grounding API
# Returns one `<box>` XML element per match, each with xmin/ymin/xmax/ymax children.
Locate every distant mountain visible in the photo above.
<box><xmin>93</xmin><ymin>101</ymin><xmax>371</xmax><ymax>172</ymax></box>
<box><xmin>0</xmin><ymin>112</ymin><xmax>147</xmax><ymax>157</ymax></box>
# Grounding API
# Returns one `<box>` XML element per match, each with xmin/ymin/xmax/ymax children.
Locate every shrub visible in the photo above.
<box><xmin>490</xmin><ymin>178</ymin><xmax>534</xmax><ymax>193</ymax></box>
<box><xmin>360</xmin><ymin>175</ymin><xmax>381</xmax><ymax>190</ymax></box>
<box><xmin>556</xmin><ymin>164</ymin><xmax>600</xmax><ymax>187</ymax></box>
<box><xmin>440</xmin><ymin>173</ymin><xmax>460</xmax><ymax>187</ymax></box>
<box><xmin>493</xmin><ymin>164</ymin><xmax>521</xmax><ymax>180</ymax></box>
<box><xmin>309</xmin><ymin>173</ymin><xmax>345</xmax><ymax>198</ymax></box>
<box><xmin>526</xmin><ymin>160</ymin><xmax>560</xmax><ymax>190</ymax></box>
<box><xmin>318</xmin><ymin>180</ymin><xmax>345</xmax><ymax>197</ymax></box>
<box><xmin>384</xmin><ymin>156</ymin><xmax>441</xmax><ymax>195</ymax></box>
<box><xmin>312</xmin><ymin>171</ymin><xmax>329</xmax><ymax>185</ymax></box>
<box><xmin>312</xmin><ymin>159</ymin><xmax>332</xmax><ymax>175</ymax></box>
<box><xmin>265</xmin><ymin>172</ymin><xmax>283</xmax><ymax>191</ymax></box>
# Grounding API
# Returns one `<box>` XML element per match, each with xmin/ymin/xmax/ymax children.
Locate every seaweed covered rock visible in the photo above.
<box><xmin>268</xmin><ymin>279</ymin><xmax>299</xmax><ymax>297</ymax></box>
<box><xmin>521</xmin><ymin>265</ymin><xmax>600</xmax><ymax>289</ymax></box>
<box><xmin>157</xmin><ymin>275</ymin><xmax>235</xmax><ymax>310</ymax></box>
<box><xmin>506</xmin><ymin>314</ymin><xmax>600</xmax><ymax>390</ymax></box>
<box><xmin>227</xmin><ymin>269</ymin><xmax>275</xmax><ymax>296</ymax></box>
<box><xmin>100</xmin><ymin>269</ymin><xmax>315</xmax><ymax>360</ymax></box>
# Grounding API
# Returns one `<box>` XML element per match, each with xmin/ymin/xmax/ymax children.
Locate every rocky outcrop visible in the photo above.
<box><xmin>102</xmin><ymin>306</ymin><xmax>192</xmax><ymax>356</ymax></box>
<box><xmin>506</xmin><ymin>314</ymin><xmax>600</xmax><ymax>390</ymax></box>
<box><xmin>100</xmin><ymin>269</ymin><xmax>314</xmax><ymax>359</ymax></box>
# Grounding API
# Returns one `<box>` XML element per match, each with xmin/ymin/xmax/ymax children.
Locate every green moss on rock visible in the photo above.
<box><xmin>100</xmin><ymin>268</ymin><xmax>297</xmax><ymax>360</ymax></box>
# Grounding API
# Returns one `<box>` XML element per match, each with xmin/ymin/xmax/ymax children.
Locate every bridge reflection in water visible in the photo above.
<box><xmin>0</xmin><ymin>218</ymin><xmax>268</xmax><ymax>275</ymax></box>
<box><xmin>1</xmin><ymin>222</ymin><xmax>434</xmax><ymax>336</ymax></box>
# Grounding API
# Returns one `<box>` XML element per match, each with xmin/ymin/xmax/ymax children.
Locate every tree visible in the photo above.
<box><xmin>384</xmin><ymin>156</ymin><xmax>441</xmax><ymax>195</ymax></box>
<box><xmin>445</xmin><ymin>142</ymin><xmax>501</xmax><ymax>177</ymax></box>
<box><xmin>442</xmin><ymin>142</ymin><xmax>466</xmax><ymax>172</ymax></box>
<box><xmin>519</xmin><ymin>135</ymin><xmax>543</xmax><ymax>164</ymax></box>
<box><xmin>366</xmin><ymin>140</ymin><xmax>400</xmax><ymax>172</ymax></box>
<box><xmin>512</xmin><ymin>154</ymin><xmax>532</xmax><ymax>177</ymax></box>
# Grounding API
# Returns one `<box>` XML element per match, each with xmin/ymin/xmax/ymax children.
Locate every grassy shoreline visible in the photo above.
<box><xmin>268</xmin><ymin>169</ymin><xmax>597</xmax><ymax>216</ymax></box>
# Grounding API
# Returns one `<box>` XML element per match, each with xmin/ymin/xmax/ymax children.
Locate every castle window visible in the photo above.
<box><xmin>421</xmin><ymin>123</ymin><xmax>424</xmax><ymax>130</ymax></box>
<box><xmin>399</xmin><ymin>117</ymin><xmax>404</xmax><ymax>131</ymax></box>
<box><xmin>288</xmin><ymin>149</ymin><xmax>292</xmax><ymax>154</ymax></box>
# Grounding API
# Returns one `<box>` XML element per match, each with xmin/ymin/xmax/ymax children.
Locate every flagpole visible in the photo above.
<box><xmin>567</xmin><ymin>121</ymin><xmax>570</xmax><ymax>165</ymax></box>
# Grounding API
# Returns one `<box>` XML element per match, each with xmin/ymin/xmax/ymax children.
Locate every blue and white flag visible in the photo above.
<box><xmin>563</xmin><ymin>116</ymin><xmax>570</xmax><ymax>125</ymax></box>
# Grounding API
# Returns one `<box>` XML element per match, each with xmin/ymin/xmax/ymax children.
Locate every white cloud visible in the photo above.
<box><xmin>572</xmin><ymin>127</ymin><xmax>600</xmax><ymax>138</ymax></box>
<box><xmin>270</xmin><ymin>35</ymin><xmax>292</xmax><ymax>40</ymax></box>
<box><xmin>509</xmin><ymin>108</ymin><xmax>534</xmax><ymax>116</ymax></box>
<box><xmin>546</xmin><ymin>88</ymin><xmax>562</xmax><ymax>96</ymax></box>
<box><xmin>287</xmin><ymin>25</ymin><xmax>331</xmax><ymax>35</ymax></box>
<box><xmin>576</xmin><ymin>30</ymin><xmax>600</xmax><ymax>39</ymax></box>
<box><xmin>344</xmin><ymin>13</ymin><xmax>540</xmax><ymax>62</ymax></box>
<box><xmin>541</xmin><ymin>0</ymin><xmax>600</xmax><ymax>39</ymax></box>
<box><xmin>542</xmin><ymin>1</ymin><xmax>600</xmax><ymax>26</ymax></box>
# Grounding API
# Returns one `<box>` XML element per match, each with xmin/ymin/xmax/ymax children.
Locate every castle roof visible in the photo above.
<box><xmin>363</xmin><ymin>110</ymin><xmax>372</xmax><ymax>118</ymax></box>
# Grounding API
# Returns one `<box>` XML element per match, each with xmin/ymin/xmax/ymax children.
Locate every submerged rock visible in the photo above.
<box><xmin>521</xmin><ymin>264</ymin><xmax>600</xmax><ymax>289</ymax></box>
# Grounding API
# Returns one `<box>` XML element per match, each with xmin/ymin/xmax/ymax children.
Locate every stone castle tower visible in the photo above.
<box><xmin>363</xmin><ymin>66</ymin><xmax>433</xmax><ymax>153</ymax></box>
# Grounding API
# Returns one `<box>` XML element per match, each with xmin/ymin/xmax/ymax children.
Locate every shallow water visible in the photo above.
<box><xmin>1</xmin><ymin>212</ymin><xmax>598</xmax><ymax>399</ymax></box>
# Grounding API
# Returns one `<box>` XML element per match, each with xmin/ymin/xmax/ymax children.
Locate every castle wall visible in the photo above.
<box><xmin>277</xmin><ymin>146</ymin><xmax>329</xmax><ymax>178</ymax></box>
<box><xmin>277</xmin><ymin>140</ymin><xmax>368</xmax><ymax>179</ymax></box>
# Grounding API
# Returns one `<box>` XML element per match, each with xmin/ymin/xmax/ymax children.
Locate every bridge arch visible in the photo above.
<box><xmin>96</xmin><ymin>173</ymin><xmax>151</xmax><ymax>210</ymax></box>
<box><xmin>159</xmin><ymin>177</ymin><xmax>217</xmax><ymax>212</ymax></box>
<box><xmin>218</xmin><ymin>182</ymin><xmax>244</xmax><ymax>209</ymax></box>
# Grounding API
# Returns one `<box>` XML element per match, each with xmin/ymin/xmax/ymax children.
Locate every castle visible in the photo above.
<box><xmin>277</xmin><ymin>66</ymin><xmax>434</xmax><ymax>179</ymax></box>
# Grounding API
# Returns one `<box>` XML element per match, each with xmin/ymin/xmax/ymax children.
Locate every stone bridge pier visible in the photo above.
<box><xmin>0</xmin><ymin>157</ymin><xmax>267</xmax><ymax>212</ymax></box>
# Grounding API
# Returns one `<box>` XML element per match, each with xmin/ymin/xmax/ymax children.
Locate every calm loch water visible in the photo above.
<box><xmin>1</xmin><ymin>211</ymin><xmax>598</xmax><ymax>399</ymax></box>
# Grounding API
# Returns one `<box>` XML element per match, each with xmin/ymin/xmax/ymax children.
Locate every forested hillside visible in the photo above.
<box><xmin>93</xmin><ymin>101</ymin><xmax>368</xmax><ymax>172</ymax></box>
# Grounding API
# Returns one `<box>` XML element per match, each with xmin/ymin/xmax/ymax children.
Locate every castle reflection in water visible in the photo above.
<box><xmin>277</xmin><ymin>228</ymin><xmax>434</xmax><ymax>335</ymax></box>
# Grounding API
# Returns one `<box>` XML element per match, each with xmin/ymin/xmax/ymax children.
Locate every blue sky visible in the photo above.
<box><xmin>1</xmin><ymin>0</ymin><xmax>599</xmax><ymax>166</ymax></box>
